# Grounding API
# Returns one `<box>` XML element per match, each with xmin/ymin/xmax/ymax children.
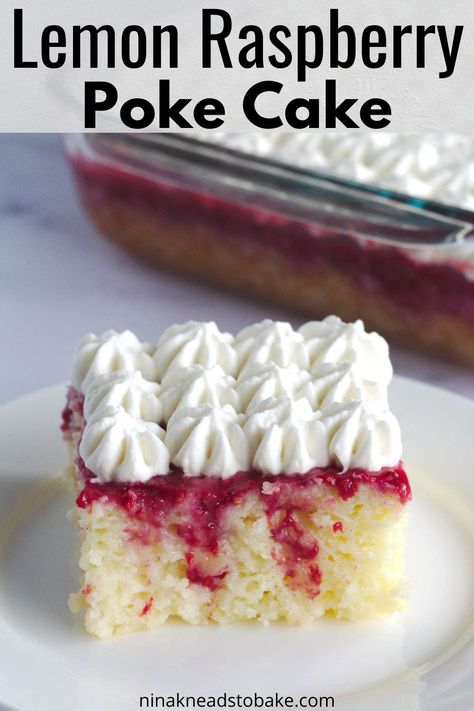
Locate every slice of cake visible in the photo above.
<box><xmin>63</xmin><ymin>317</ymin><xmax>411</xmax><ymax>638</ymax></box>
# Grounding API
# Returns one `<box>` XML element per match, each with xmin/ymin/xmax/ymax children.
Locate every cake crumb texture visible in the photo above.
<box><xmin>70</xmin><ymin>485</ymin><xmax>407</xmax><ymax>638</ymax></box>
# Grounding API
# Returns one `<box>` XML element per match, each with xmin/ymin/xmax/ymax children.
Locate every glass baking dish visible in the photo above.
<box><xmin>65</xmin><ymin>134</ymin><xmax>474</xmax><ymax>366</ymax></box>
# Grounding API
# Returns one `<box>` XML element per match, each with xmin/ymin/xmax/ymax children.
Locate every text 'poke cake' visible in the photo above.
<box><xmin>62</xmin><ymin>317</ymin><xmax>411</xmax><ymax>638</ymax></box>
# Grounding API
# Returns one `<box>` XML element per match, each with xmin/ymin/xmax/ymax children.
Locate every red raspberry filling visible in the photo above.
<box><xmin>60</xmin><ymin>387</ymin><xmax>84</xmax><ymax>439</ymax></box>
<box><xmin>76</xmin><ymin>458</ymin><xmax>410</xmax><ymax>595</ymax></box>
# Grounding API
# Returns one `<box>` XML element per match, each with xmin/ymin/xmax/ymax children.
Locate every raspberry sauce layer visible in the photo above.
<box><xmin>76</xmin><ymin>457</ymin><xmax>411</xmax><ymax>595</ymax></box>
<box><xmin>60</xmin><ymin>386</ymin><xmax>84</xmax><ymax>440</ymax></box>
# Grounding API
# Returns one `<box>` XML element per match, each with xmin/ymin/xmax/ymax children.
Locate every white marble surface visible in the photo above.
<box><xmin>1</xmin><ymin>134</ymin><xmax>473</xmax><ymax>405</ymax></box>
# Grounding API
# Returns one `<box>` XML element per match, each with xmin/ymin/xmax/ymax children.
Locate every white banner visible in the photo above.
<box><xmin>0</xmin><ymin>0</ymin><xmax>472</xmax><ymax>131</ymax></box>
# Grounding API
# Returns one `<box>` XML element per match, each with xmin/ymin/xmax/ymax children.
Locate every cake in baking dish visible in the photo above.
<box><xmin>63</xmin><ymin>317</ymin><xmax>411</xmax><ymax>638</ymax></box>
<box><xmin>68</xmin><ymin>134</ymin><xmax>474</xmax><ymax>366</ymax></box>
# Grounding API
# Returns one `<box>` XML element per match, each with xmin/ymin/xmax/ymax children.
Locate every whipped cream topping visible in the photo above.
<box><xmin>235</xmin><ymin>320</ymin><xmax>309</xmax><ymax>374</ymax></box>
<box><xmin>321</xmin><ymin>401</ymin><xmax>402</xmax><ymax>472</ymax></box>
<box><xmin>154</xmin><ymin>321</ymin><xmax>237</xmax><ymax>379</ymax></box>
<box><xmin>244</xmin><ymin>397</ymin><xmax>328</xmax><ymax>475</ymax></box>
<box><xmin>236</xmin><ymin>360</ymin><xmax>386</xmax><ymax>414</ymax></box>
<box><xmin>165</xmin><ymin>405</ymin><xmax>249</xmax><ymax>478</ymax></box>
<box><xmin>159</xmin><ymin>365</ymin><xmax>238</xmax><ymax>422</ymax></box>
<box><xmin>72</xmin><ymin>330</ymin><xmax>157</xmax><ymax>392</ymax></box>
<box><xmin>79</xmin><ymin>407</ymin><xmax>169</xmax><ymax>483</ymax></box>
<box><xmin>74</xmin><ymin>317</ymin><xmax>401</xmax><ymax>483</ymax></box>
<box><xmin>299</xmin><ymin>362</ymin><xmax>388</xmax><ymax>410</ymax></box>
<box><xmin>244</xmin><ymin>397</ymin><xmax>401</xmax><ymax>474</ymax></box>
<box><xmin>236</xmin><ymin>362</ymin><xmax>310</xmax><ymax>413</ymax></box>
<box><xmin>299</xmin><ymin>316</ymin><xmax>393</xmax><ymax>385</ymax></box>
<box><xmin>201</xmin><ymin>132</ymin><xmax>474</xmax><ymax>211</ymax></box>
<box><xmin>83</xmin><ymin>370</ymin><xmax>162</xmax><ymax>424</ymax></box>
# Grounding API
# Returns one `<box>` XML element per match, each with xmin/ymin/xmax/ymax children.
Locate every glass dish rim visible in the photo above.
<box><xmin>68</xmin><ymin>133</ymin><xmax>474</xmax><ymax>253</ymax></box>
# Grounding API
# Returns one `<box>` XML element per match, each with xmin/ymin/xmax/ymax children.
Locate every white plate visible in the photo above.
<box><xmin>0</xmin><ymin>378</ymin><xmax>473</xmax><ymax>711</ymax></box>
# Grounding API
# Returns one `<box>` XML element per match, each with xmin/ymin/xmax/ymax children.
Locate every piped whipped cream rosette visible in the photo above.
<box><xmin>83</xmin><ymin>370</ymin><xmax>162</xmax><ymax>423</ymax></box>
<box><xmin>244</xmin><ymin>397</ymin><xmax>328</xmax><ymax>475</ymax></box>
<box><xmin>79</xmin><ymin>407</ymin><xmax>169</xmax><ymax>483</ymax></box>
<box><xmin>235</xmin><ymin>319</ymin><xmax>310</xmax><ymax>375</ymax></box>
<box><xmin>300</xmin><ymin>362</ymin><xmax>388</xmax><ymax>411</ymax></box>
<box><xmin>73</xmin><ymin>317</ymin><xmax>400</xmax><ymax>484</ymax></box>
<box><xmin>319</xmin><ymin>400</ymin><xmax>402</xmax><ymax>472</ymax></box>
<box><xmin>236</xmin><ymin>363</ymin><xmax>310</xmax><ymax>413</ymax></box>
<box><xmin>165</xmin><ymin>404</ymin><xmax>249</xmax><ymax>478</ymax></box>
<box><xmin>159</xmin><ymin>365</ymin><xmax>238</xmax><ymax>423</ymax></box>
<box><xmin>298</xmin><ymin>316</ymin><xmax>393</xmax><ymax>385</ymax></box>
<box><xmin>72</xmin><ymin>330</ymin><xmax>158</xmax><ymax>392</ymax></box>
<box><xmin>153</xmin><ymin>321</ymin><xmax>238</xmax><ymax>380</ymax></box>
